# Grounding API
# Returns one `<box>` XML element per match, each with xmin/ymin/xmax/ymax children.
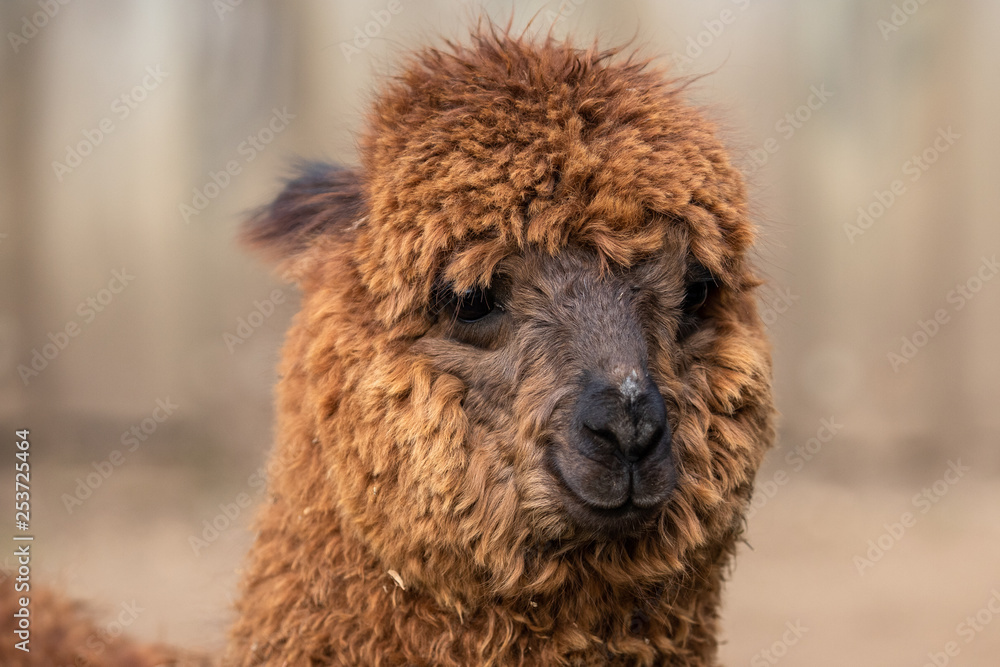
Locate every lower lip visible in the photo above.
<box><xmin>568</xmin><ymin>493</ymin><xmax>661</xmax><ymax>529</ymax></box>
<box><xmin>547</xmin><ymin>450</ymin><xmax>665</xmax><ymax>529</ymax></box>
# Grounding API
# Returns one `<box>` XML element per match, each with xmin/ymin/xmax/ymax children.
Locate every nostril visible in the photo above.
<box><xmin>626</xmin><ymin>413</ymin><xmax>670</xmax><ymax>463</ymax></box>
<box><xmin>640</xmin><ymin>424</ymin><xmax>664</xmax><ymax>455</ymax></box>
<box><xmin>583</xmin><ymin>424</ymin><xmax>620</xmax><ymax>449</ymax></box>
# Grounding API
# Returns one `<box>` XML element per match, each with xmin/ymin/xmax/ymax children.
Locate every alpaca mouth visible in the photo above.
<box><xmin>550</xmin><ymin>453</ymin><xmax>676</xmax><ymax>534</ymax></box>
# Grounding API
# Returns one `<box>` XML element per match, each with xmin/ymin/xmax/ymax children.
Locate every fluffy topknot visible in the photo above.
<box><xmin>353</xmin><ymin>29</ymin><xmax>755</xmax><ymax>322</ymax></box>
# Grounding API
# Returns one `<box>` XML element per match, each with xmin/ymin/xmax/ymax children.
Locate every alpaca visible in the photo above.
<box><xmin>227</xmin><ymin>27</ymin><xmax>775</xmax><ymax>667</ymax></box>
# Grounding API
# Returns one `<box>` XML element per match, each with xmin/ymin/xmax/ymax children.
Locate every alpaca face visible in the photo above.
<box><xmin>247</xmin><ymin>34</ymin><xmax>775</xmax><ymax>601</ymax></box>
<box><xmin>416</xmin><ymin>246</ymin><xmax>724</xmax><ymax>537</ymax></box>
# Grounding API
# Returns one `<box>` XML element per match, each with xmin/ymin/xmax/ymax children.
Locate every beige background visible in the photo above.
<box><xmin>2</xmin><ymin>1</ymin><xmax>999</xmax><ymax>665</ymax></box>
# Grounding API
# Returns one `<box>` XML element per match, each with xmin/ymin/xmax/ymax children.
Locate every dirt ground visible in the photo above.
<box><xmin>25</xmin><ymin>459</ymin><xmax>1000</xmax><ymax>666</ymax></box>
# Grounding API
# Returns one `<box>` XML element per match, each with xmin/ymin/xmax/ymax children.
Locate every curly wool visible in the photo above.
<box><xmin>228</xmin><ymin>27</ymin><xmax>775</xmax><ymax>667</ymax></box>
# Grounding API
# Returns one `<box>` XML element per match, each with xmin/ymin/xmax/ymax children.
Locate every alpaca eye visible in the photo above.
<box><xmin>678</xmin><ymin>274</ymin><xmax>717</xmax><ymax>340</ymax></box>
<box><xmin>682</xmin><ymin>280</ymin><xmax>711</xmax><ymax>314</ymax></box>
<box><xmin>681</xmin><ymin>261</ymin><xmax>718</xmax><ymax>315</ymax></box>
<box><xmin>455</xmin><ymin>287</ymin><xmax>496</xmax><ymax>323</ymax></box>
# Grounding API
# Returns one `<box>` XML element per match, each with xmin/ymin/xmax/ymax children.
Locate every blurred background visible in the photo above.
<box><xmin>2</xmin><ymin>1</ymin><xmax>998</xmax><ymax>664</ymax></box>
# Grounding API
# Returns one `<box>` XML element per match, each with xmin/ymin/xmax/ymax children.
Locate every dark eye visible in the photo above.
<box><xmin>682</xmin><ymin>279</ymin><xmax>711</xmax><ymax>314</ymax></box>
<box><xmin>681</xmin><ymin>261</ymin><xmax>718</xmax><ymax>316</ymax></box>
<box><xmin>454</xmin><ymin>287</ymin><xmax>496</xmax><ymax>323</ymax></box>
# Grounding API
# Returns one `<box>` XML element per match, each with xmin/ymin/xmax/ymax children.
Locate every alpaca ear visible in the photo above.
<box><xmin>242</xmin><ymin>162</ymin><xmax>365</xmax><ymax>284</ymax></box>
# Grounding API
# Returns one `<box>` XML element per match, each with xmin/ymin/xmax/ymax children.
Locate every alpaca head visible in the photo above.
<box><xmin>246</xmin><ymin>30</ymin><xmax>774</xmax><ymax>608</ymax></box>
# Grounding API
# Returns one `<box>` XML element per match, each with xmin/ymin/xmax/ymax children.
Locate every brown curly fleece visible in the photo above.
<box><xmin>227</xmin><ymin>26</ymin><xmax>776</xmax><ymax>667</ymax></box>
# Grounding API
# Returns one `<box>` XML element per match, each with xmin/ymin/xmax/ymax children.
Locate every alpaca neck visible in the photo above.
<box><xmin>230</xmin><ymin>493</ymin><xmax>727</xmax><ymax>666</ymax></box>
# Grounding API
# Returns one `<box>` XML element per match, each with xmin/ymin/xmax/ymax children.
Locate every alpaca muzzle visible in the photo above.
<box><xmin>552</xmin><ymin>367</ymin><xmax>677</xmax><ymax>533</ymax></box>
